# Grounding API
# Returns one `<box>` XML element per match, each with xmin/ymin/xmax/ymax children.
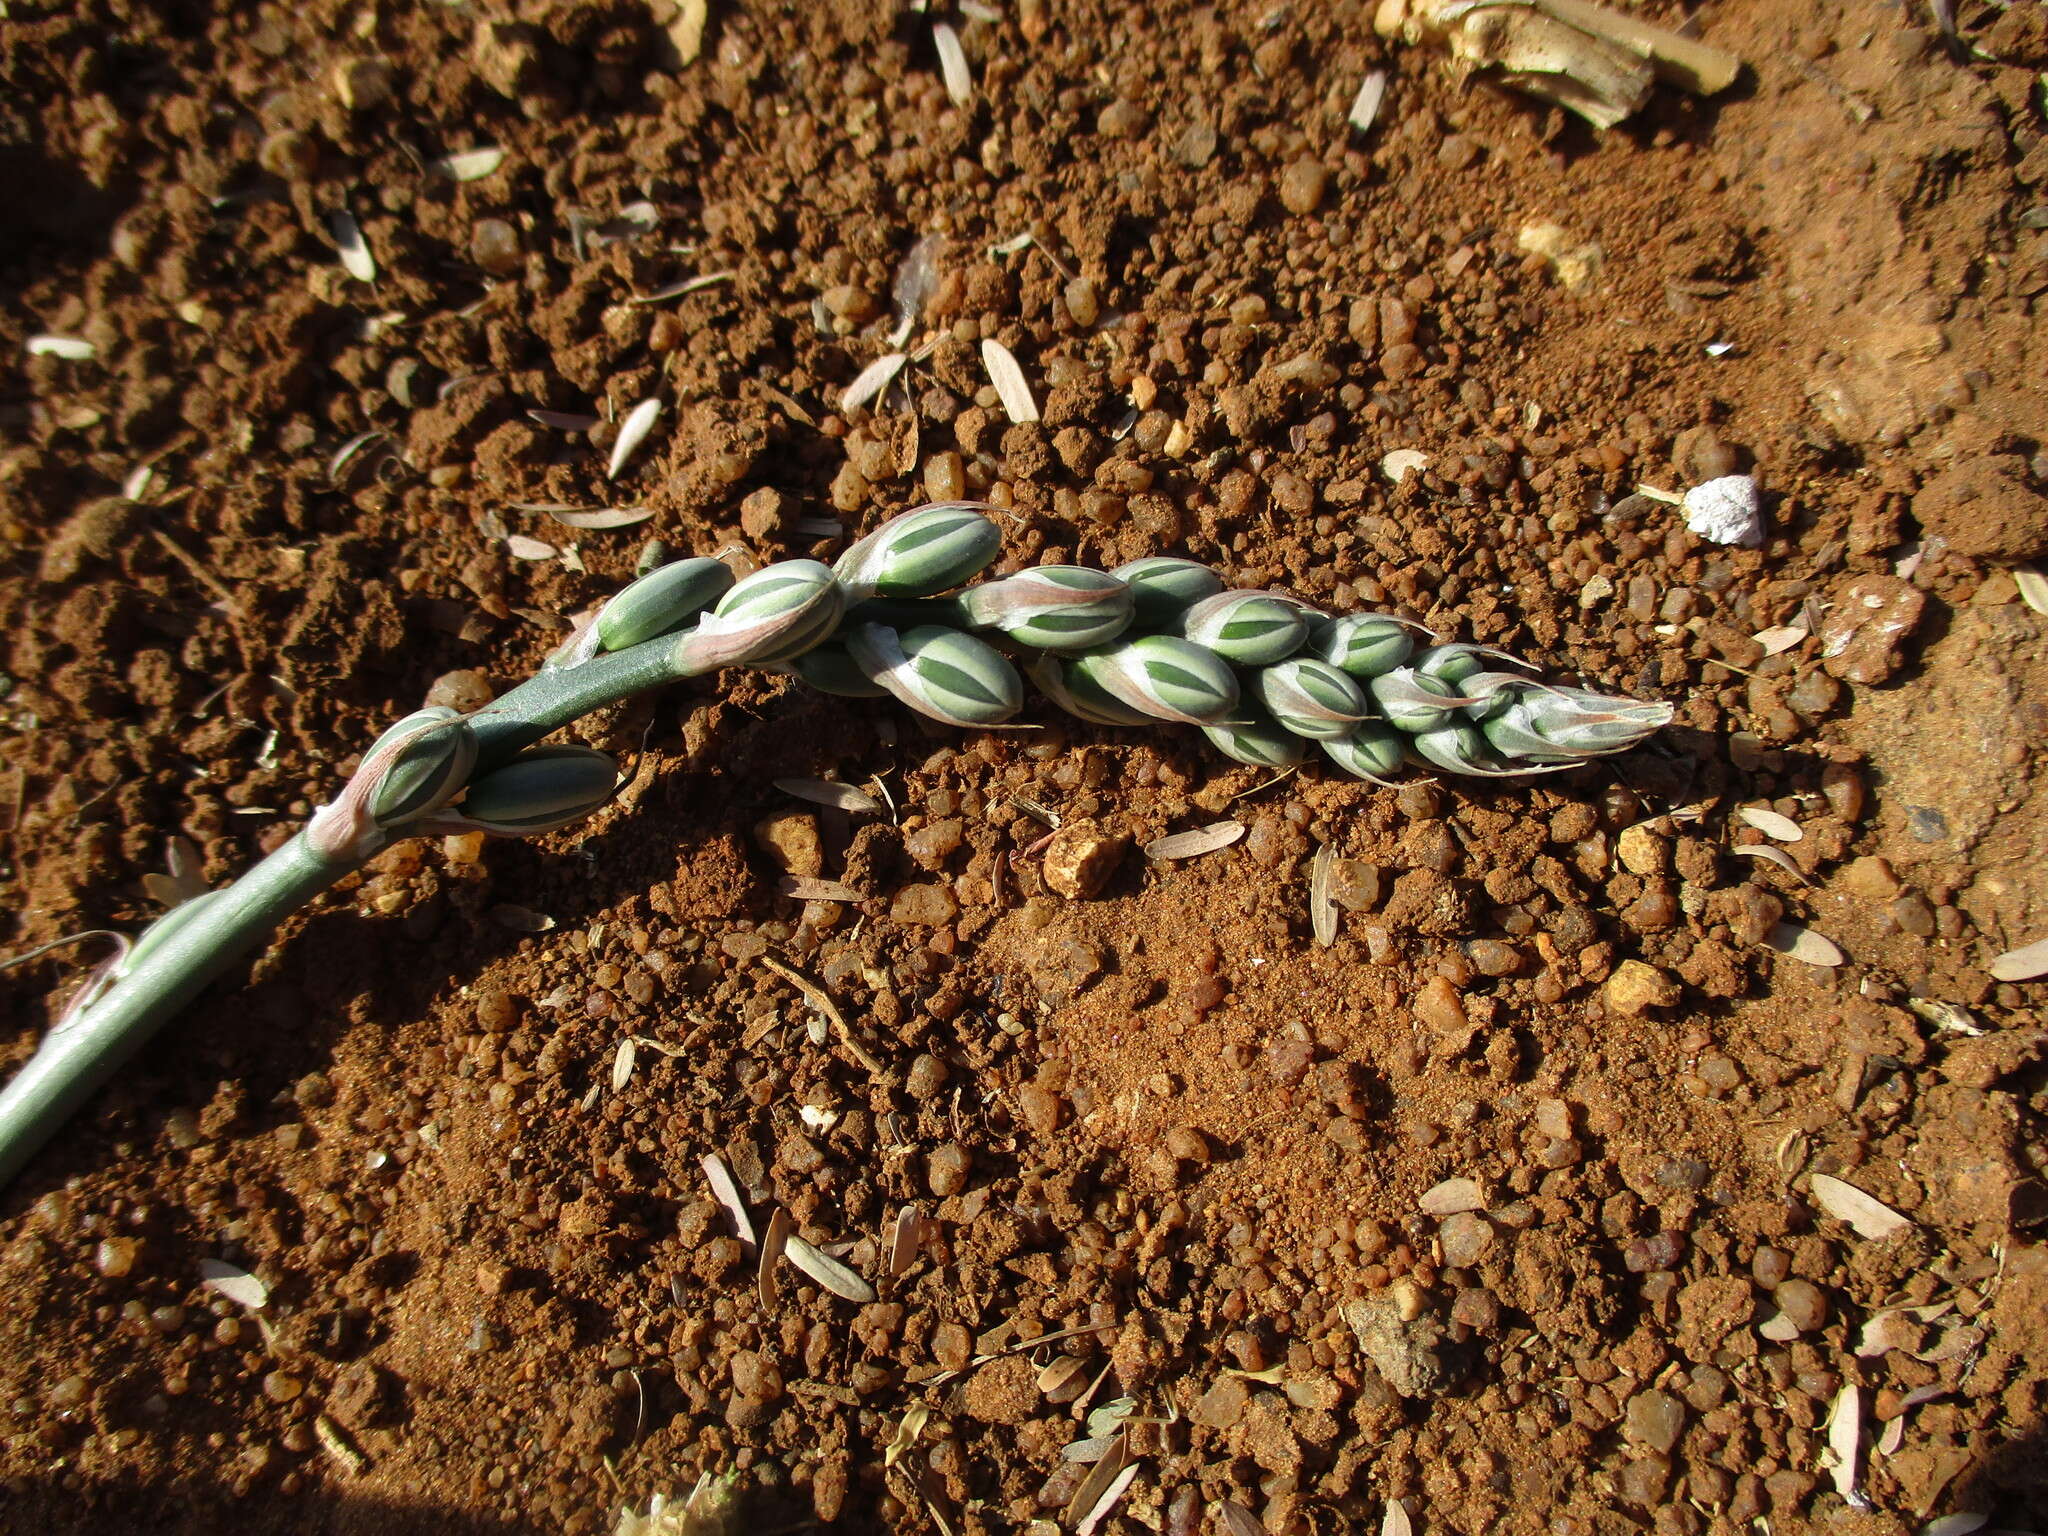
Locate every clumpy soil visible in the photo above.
<box><xmin>3</xmin><ymin>0</ymin><xmax>2047</xmax><ymax>1532</ymax></box>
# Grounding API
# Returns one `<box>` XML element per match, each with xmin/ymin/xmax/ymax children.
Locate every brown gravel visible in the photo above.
<box><xmin>2</xmin><ymin>0</ymin><xmax>2047</xmax><ymax>1533</ymax></box>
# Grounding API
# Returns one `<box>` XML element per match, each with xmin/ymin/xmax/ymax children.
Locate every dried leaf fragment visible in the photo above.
<box><xmin>314</xmin><ymin>1415</ymin><xmax>366</xmax><ymax>1475</ymax></box>
<box><xmin>2015</xmin><ymin>565</ymin><xmax>2048</xmax><ymax>617</ymax></box>
<box><xmin>199</xmin><ymin>1258</ymin><xmax>268</xmax><ymax>1311</ymax></box>
<box><xmin>778</xmin><ymin>875</ymin><xmax>865</xmax><ymax>902</ymax></box>
<box><xmin>1753</xmin><ymin>623</ymin><xmax>1809</xmax><ymax>655</ymax></box>
<box><xmin>1382</xmin><ymin>1498</ymin><xmax>1415</xmax><ymax>1536</ymax></box>
<box><xmin>1349</xmin><ymin>69</ymin><xmax>1390</xmax><ymax>133</ymax></box>
<box><xmin>1381</xmin><ymin>448</ymin><xmax>1431</xmax><ymax>484</ymax></box>
<box><xmin>1825</xmin><ymin>1382</ymin><xmax>1868</xmax><ymax>1509</ymax></box>
<box><xmin>629</xmin><ymin>270</ymin><xmax>735</xmax><ymax>305</ymax></box>
<box><xmin>887</xmin><ymin>1204</ymin><xmax>924</xmax><ymax>1276</ymax></box>
<box><xmin>528</xmin><ymin>409</ymin><xmax>602</xmax><ymax>431</ymax></box>
<box><xmin>488</xmin><ymin>903</ymin><xmax>555</xmax><ymax>932</ymax></box>
<box><xmin>26</xmin><ymin>335</ymin><xmax>95</xmax><ymax>360</ymax></box>
<box><xmin>783</xmin><ymin>1232</ymin><xmax>877</xmax><ymax>1302</ymax></box>
<box><xmin>700</xmin><ymin>1153</ymin><xmax>757</xmax><ymax>1245</ymax></box>
<box><xmin>607</xmin><ymin>397</ymin><xmax>662</xmax><ymax>479</ymax></box>
<box><xmin>611</xmin><ymin>1037</ymin><xmax>636</xmax><ymax>1093</ymax></box>
<box><xmin>1143</xmin><ymin>822</ymin><xmax>1245</xmax><ymax>861</ymax></box>
<box><xmin>1988</xmin><ymin>936</ymin><xmax>2048</xmax><ymax>982</ymax></box>
<box><xmin>1063</xmin><ymin>1438</ymin><xmax>1132</xmax><ymax>1529</ymax></box>
<box><xmin>980</xmin><ymin>338</ymin><xmax>1040</xmax><ymax>423</ymax></box>
<box><xmin>841</xmin><ymin>351</ymin><xmax>909</xmax><ymax>413</ymax></box>
<box><xmin>1809</xmin><ymin>1173</ymin><xmax>1912</xmax><ymax>1240</ymax></box>
<box><xmin>884</xmin><ymin>1405</ymin><xmax>930</xmax><ymax>1469</ymax></box>
<box><xmin>1766</xmin><ymin>921</ymin><xmax>1844</xmax><ymax>967</ymax></box>
<box><xmin>1731</xmin><ymin>843</ymin><xmax>1808</xmax><ymax>881</ymax></box>
<box><xmin>1902</xmin><ymin>997</ymin><xmax>1984</xmax><ymax>1036</ymax></box>
<box><xmin>1074</xmin><ymin>1462</ymin><xmax>1140</xmax><ymax>1536</ymax></box>
<box><xmin>758</xmin><ymin>1206</ymin><xmax>792</xmax><ymax>1307</ymax></box>
<box><xmin>432</xmin><ymin>146</ymin><xmax>506</xmax><ymax>181</ymax></box>
<box><xmin>1309</xmin><ymin>841</ymin><xmax>1338</xmax><ymax>948</ymax></box>
<box><xmin>505</xmin><ymin>534</ymin><xmax>558</xmax><ymax>561</ymax></box>
<box><xmin>932</xmin><ymin>22</ymin><xmax>973</xmax><ymax>105</ymax></box>
<box><xmin>1738</xmin><ymin>806</ymin><xmax>1803</xmax><ymax>842</ymax></box>
<box><xmin>328</xmin><ymin>209</ymin><xmax>377</xmax><ymax>282</ymax></box>
<box><xmin>775</xmin><ymin>777</ymin><xmax>883</xmax><ymax>815</ymax></box>
<box><xmin>541</xmin><ymin>506</ymin><xmax>652</xmax><ymax>530</ymax></box>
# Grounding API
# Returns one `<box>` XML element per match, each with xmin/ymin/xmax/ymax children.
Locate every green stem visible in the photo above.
<box><xmin>468</xmin><ymin>634</ymin><xmax>689</xmax><ymax>770</ymax></box>
<box><xmin>0</xmin><ymin>833</ymin><xmax>351</xmax><ymax>1191</ymax></box>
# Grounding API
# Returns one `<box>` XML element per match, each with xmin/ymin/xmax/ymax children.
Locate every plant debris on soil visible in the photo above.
<box><xmin>3</xmin><ymin>0</ymin><xmax>2048</xmax><ymax>1533</ymax></box>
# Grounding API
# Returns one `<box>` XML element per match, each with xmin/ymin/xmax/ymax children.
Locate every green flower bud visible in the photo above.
<box><xmin>1029</xmin><ymin>655</ymin><xmax>1154</xmax><ymax>727</ymax></box>
<box><xmin>1319</xmin><ymin>722</ymin><xmax>1408</xmax><ymax>785</ymax></box>
<box><xmin>1412</xmin><ymin>643</ymin><xmax>1533</xmax><ymax>691</ymax></box>
<box><xmin>1202</xmin><ymin>711</ymin><xmax>1310</xmax><ymax>768</ymax></box>
<box><xmin>594</xmin><ymin>556</ymin><xmax>735</xmax><ymax>651</ymax></box>
<box><xmin>1309</xmin><ymin>613</ymin><xmax>1425</xmax><ymax>678</ymax></box>
<box><xmin>787</xmin><ymin>642</ymin><xmax>890</xmax><ymax>698</ymax></box>
<box><xmin>677</xmin><ymin>559</ymin><xmax>844</xmax><ymax>673</ymax></box>
<box><xmin>1480</xmin><ymin>686</ymin><xmax>1674</xmax><ymax>763</ymax></box>
<box><xmin>366</xmin><ymin>708</ymin><xmax>479</xmax><ymax>828</ymax></box>
<box><xmin>1071</xmin><ymin>635</ymin><xmax>1240</xmax><ymax>724</ymax></box>
<box><xmin>846</xmin><ymin>623</ymin><xmax>1023</xmax><ymax>728</ymax></box>
<box><xmin>1176</xmin><ymin>591</ymin><xmax>1311</xmax><ymax>666</ymax></box>
<box><xmin>1408</xmin><ymin>719</ymin><xmax>1506</xmax><ymax>776</ymax></box>
<box><xmin>833</xmin><ymin>502</ymin><xmax>1002</xmax><ymax>601</ymax></box>
<box><xmin>1367</xmin><ymin>667</ymin><xmax>1471</xmax><ymax>732</ymax></box>
<box><xmin>1253</xmin><ymin>658</ymin><xmax>1371</xmax><ymax>740</ymax></box>
<box><xmin>1111</xmin><ymin>557</ymin><xmax>1225</xmax><ymax>627</ymax></box>
<box><xmin>956</xmin><ymin>566</ymin><xmax>1134</xmax><ymax>651</ymax></box>
<box><xmin>457</xmin><ymin>746</ymin><xmax>620</xmax><ymax>834</ymax></box>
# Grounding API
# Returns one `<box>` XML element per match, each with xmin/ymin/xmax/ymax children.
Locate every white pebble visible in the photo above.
<box><xmin>1681</xmin><ymin>474</ymin><xmax>1762</xmax><ymax>548</ymax></box>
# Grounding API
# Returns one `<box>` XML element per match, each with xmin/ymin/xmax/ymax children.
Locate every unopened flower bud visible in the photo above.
<box><xmin>1408</xmin><ymin>719</ymin><xmax>1507</xmax><ymax>777</ymax></box>
<box><xmin>1254</xmin><ymin>658</ymin><xmax>1371</xmax><ymax>740</ymax></box>
<box><xmin>1111</xmin><ymin>557</ymin><xmax>1225</xmax><ymax>627</ymax></box>
<box><xmin>1029</xmin><ymin>655</ymin><xmax>1153</xmax><ymax>727</ymax></box>
<box><xmin>955</xmin><ymin>565</ymin><xmax>1134</xmax><ymax>651</ymax></box>
<box><xmin>1310</xmin><ymin>614</ymin><xmax>1426</xmax><ymax>678</ymax></box>
<box><xmin>1202</xmin><ymin>712</ymin><xmax>1310</xmax><ymax>768</ymax></box>
<box><xmin>1368</xmin><ymin>667</ymin><xmax>1471</xmax><ymax>732</ymax></box>
<box><xmin>456</xmin><ymin>746</ymin><xmax>620</xmax><ymax>835</ymax></box>
<box><xmin>1176</xmin><ymin>591</ymin><xmax>1311</xmax><ymax>666</ymax></box>
<box><xmin>1320</xmin><ymin>722</ymin><xmax>1408</xmax><ymax>785</ymax></box>
<box><xmin>833</xmin><ymin>502</ymin><xmax>1002</xmax><ymax>601</ymax></box>
<box><xmin>1071</xmin><ymin>635</ymin><xmax>1239</xmax><ymax>724</ymax></box>
<box><xmin>595</xmin><ymin>556</ymin><xmax>735</xmax><ymax>652</ymax></box>
<box><xmin>846</xmin><ymin>624</ymin><xmax>1023</xmax><ymax>728</ymax></box>
<box><xmin>677</xmin><ymin>559</ymin><xmax>844</xmax><ymax>673</ymax></box>
<box><xmin>366</xmin><ymin>708</ymin><xmax>479</xmax><ymax>828</ymax></box>
<box><xmin>1412</xmin><ymin>642</ymin><xmax>1530</xmax><ymax>689</ymax></box>
<box><xmin>786</xmin><ymin>642</ymin><xmax>889</xmax><ymax>698</ymax></box>
<box><xmin>1481</xmin><ymin>686</ymin><xmax>1674</xmax><ymax>762</ymax></box>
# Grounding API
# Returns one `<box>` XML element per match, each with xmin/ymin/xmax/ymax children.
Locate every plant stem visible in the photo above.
<box><xmin>0</xmin><ymin>833</ymin><xmax>351</xmax><ymax>1190</ymax></box>
<box><xmin>467</xmin><ymin>634</ymin><xmax>687</xmax><ymax>770</ymax></box>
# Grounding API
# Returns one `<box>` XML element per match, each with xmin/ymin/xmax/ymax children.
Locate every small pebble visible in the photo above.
<box><xmin>471</xmin><ymin>218</ymin><xmax>523</xmax><ymax>278</ymax></box>
<box><xmin>1773</xmin><ymin>1278</ymin><xmax>1828</xmax><ymax>1333</ymax></box>
<box><xmin>1278</xmin><ymin>158</ymin><xmax>1328</xmax><ymax>214</ymax></box>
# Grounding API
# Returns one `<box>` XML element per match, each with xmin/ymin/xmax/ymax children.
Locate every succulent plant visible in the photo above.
<box><xmin>1176</xmin><ymin>590</ymin><xmax>1312</xmax><ymax>666</ymax></box>
<box><xmin>953</xmin><ymin>565</ymin><xmax>1134</xmax><ymax>651</ymax></box>
<box><xmin>0</xmin><ymin>500</ymin><xmax>1672</xmax><ymax>1192</ymax></box>
<box><xmin>1111</xmin><ymin>556</ymin><xmax>1225</xmax><ymax>627</ymax></box>
<box><xmin>833</xmin><ymin>501</ymin><xmax>1003</xmax><ymax>601</ymax></box>
<box><xmin>845</xmin><ymin>623</ymin><xmax>1024</xmax><ymax>728</ymax></box>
